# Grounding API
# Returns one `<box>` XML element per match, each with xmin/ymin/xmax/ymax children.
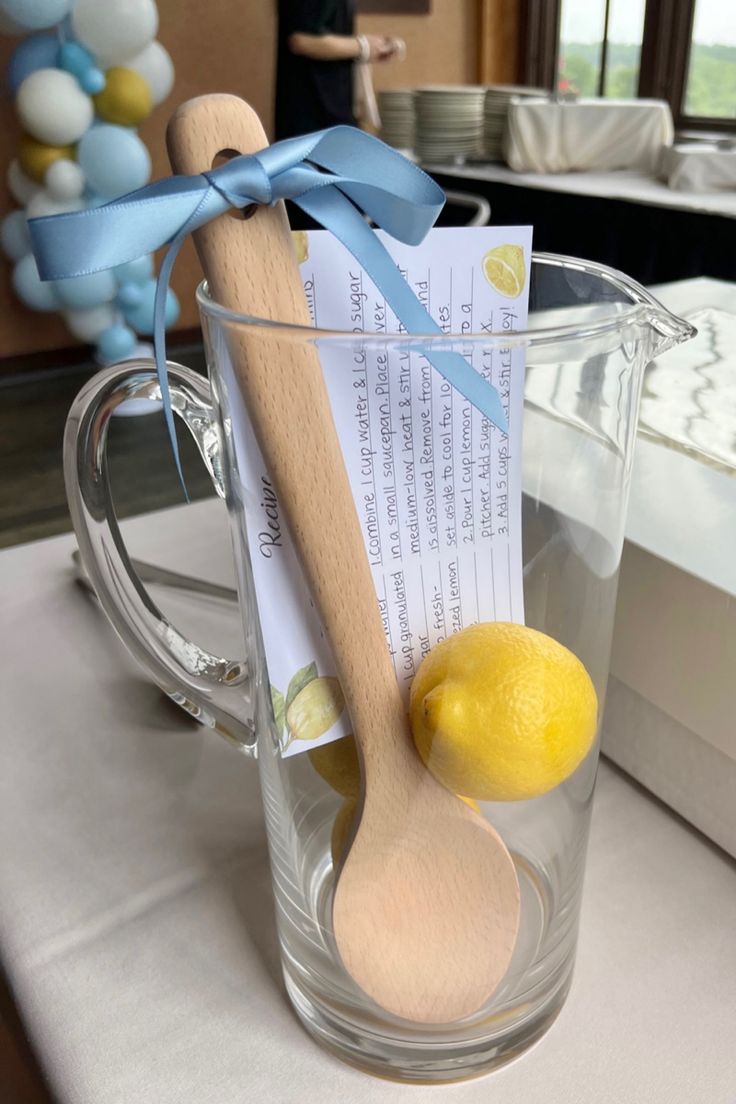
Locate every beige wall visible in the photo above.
<box><xmin>1</xmin><ymin>0</ymin><xmax>519</xmax><ymax>363</ymax></box>
<box><xmin>360</xmin><ymin>0</ymin><xmax>479</xmax><ymax>92</ymax></box>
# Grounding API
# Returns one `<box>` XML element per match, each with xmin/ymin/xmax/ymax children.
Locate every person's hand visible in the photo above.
<box><xmin>363</xmin><ymin>34</ymin><xmax>398</xmax><ymax>62</ymax></box>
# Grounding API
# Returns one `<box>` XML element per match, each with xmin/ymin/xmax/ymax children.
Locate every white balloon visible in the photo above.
<box><xmin>7</xmin><ymin>159</ymin><xmax>40</xmax><ymax>205</ymax></box>
<box><xmin>26</xmin><ymin>189</ymin><xmax>84</xmax><ymax>219</ymax></box>
<box><xmin>72</xmin><ymin>0</ymin><xmax>157</xmax><ymax>65</ymax></box>
<box><xmin>16</xmin><ymin>69</ymin><xmax>94</xmax><ymax>146</ymax></box>
<box><xmin>45</xmin><ymin>158</ymin><xmax>86</xmax><ymax>201</ymax></box>
<box><xmin>63</xmin><ymin>303</ymin><xmax>118</xmax><ymax>342</ymax></box>
<box><xmin>125</xmin><ymin>40</ymin><xmax>174</xmax><ymax>106</ymax></box>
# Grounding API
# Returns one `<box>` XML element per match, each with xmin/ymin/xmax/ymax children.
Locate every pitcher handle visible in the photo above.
<box><xmin>64</xmin><ymin>359</ymin><xmax>256</xmax><ymax>755</ymax></box>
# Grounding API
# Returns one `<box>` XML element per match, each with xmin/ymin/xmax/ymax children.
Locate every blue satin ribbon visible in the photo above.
<box><xmin>29</xmin><ymin>126</ymin><xmax>507</xmax><ymax>485</ymax></box>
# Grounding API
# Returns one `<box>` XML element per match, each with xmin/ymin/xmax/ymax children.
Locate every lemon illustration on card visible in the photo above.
<box><xmin>292</xmin><ymin>230</ymin><xmax>309</xmax><ymax>264</ymax></box>
<box><xmin>271</xmin><ymin>663</ymin><xmax>344</xmax><ymax>749</ymax></box>
<box><xmin>482</xmin><ymin>244</ymin><xmax>526</xmax><ymax>299</ymax></box>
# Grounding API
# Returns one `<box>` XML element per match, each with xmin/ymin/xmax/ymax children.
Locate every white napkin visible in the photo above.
<box><xmin>661</xmin><ymin>142</ymin><xmax>736</xmax><ymax>193</ymax></box>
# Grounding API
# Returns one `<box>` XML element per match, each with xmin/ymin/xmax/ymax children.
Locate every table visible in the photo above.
<box><xmin>505</xmin><ymin>98</ymin><xmax>674</xmax><ymax>174</ymax></box>
<box><xmin>425</xmin><ymin>160</ymin><xmax>736</xmax><ymax>219</ymax></box>
<box><xmin>425</xmin><ymin>162</ymin><xmax>736</xmax><ymax>284</ymax></box>
<box><xmin>1</xmin><ymin>500</ymin><xmax>735</xmax><ymax>1104</ymax></box>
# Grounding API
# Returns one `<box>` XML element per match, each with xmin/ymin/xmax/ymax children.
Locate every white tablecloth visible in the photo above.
<box><xmin>422</xmin><ymin>160</ymin><xmax>736</xmax><ymax>218</ymax></box>
<box><xmin>505</xmin><ymin>98</ymin><xmax>674</xmax><ymax>174</ymax></box>
<box><xmin>661</xmin><ymin>143</ymin><xmax>736</xmax><ymax>193</ymax></box>
<box><xmin>1</xmin><ymin>500</ymin><xmax>735</xmax><ymax>1104</ymax></box>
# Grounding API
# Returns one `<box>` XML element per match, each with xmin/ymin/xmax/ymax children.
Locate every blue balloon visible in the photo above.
<box><xmin>0</xmin><ymin>210</ymin><xmax>31</xmax><ymax>261</ymax></box>
<box><xmin>12</xmin><ymin>253</ymin><xmax>59</xmax><ymax>311</ymax></box>
<box><xmin>53</xmin><ymin>269</ymin><xmax>117</xmax><ymax>308</ymax></box>
<box><xmin>7</xmin><ymin>32</ymin><xmax>58</xmax><ymax>95</ymax></box>
<box><xmin>120</xmin><ymin>278</ymin><xmax>180</xmax><ymax>335</ymax></box>
<box><xmin>57</xmin><ymin>41</ymin><xmax>104</xmax><ymax>94</ymax></box>
<box><xmin>97</xmin><ymin>324</ymin><xmax>137</xmax><ymax>363</ymax></box>
<box><xmin>77</xmin><ymin>126</ymin><xmax>151</xmax><ymax>200</ymax></box>
<box><xmin>79</xmin><ymin>67</ymin><xmax>105</xmax><ymax>94</ymax></box>
<box><xmin>0</xmin><ymin>0</ymin><xmax>73</xmax><ymax>31</ymax></box>
<box><xmin>117</xmin><ymin>282</ymin><xmax>143</xmax><ymax>309</ymax></box>
<box><xmin>85</xmin><ymin>193</ymin><xmax>110</xmax><ymax>209</ymax></box>
<box><xmin>113</xmin><ymin>255</ymin><xmax>154</xmax><ymax>286</ymax></box>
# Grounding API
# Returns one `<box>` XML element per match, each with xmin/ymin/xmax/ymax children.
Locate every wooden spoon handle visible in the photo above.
<box><xmin>166</xmin><ymin>96</ymin><xmax>409</xmax><ymax>777</ymax></box>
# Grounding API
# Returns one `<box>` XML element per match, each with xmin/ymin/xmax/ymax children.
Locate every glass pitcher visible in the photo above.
<box><xmin>64</xmin><ymin>253</ymin><xmax>694</xmax><ymax>1083</ymax></box>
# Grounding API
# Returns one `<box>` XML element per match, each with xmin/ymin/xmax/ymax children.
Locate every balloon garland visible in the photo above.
<box><xmin>1</xmin><ymin>0</ymin><xmax>179</xmax><ymax>364</ymax></box>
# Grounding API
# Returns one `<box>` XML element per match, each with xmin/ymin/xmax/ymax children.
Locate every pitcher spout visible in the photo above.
<box><xmin>648</xmin><ymin>305</ymin><xmax>698</xmax><ymax>358</ymax></box>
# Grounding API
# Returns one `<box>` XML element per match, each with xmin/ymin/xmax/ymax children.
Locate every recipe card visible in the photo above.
<box><xmin>235</xmin><ymin>226</ymin><xmax>532</xmax><ymax>756</ymax></box>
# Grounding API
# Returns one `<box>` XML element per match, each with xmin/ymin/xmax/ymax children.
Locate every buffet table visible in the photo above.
<box><xmin>426</xmin><ymin>161</ymin><xmax>736</xmax><ymax>284</ymax></box>
<box><xmin>425</xmin><ymin>160</ymin><xmax>736</xmax><ymax>218</ymax></box>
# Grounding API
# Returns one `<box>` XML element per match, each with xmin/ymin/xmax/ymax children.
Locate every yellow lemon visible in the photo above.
<box><xmin>309</xmin><ymin>734</ymin><xmax>360</xmax><ymax>796</ymax></box>
<box><xmin>410</xmin><ymin>622</ymin><xmax>598</xmax><ymax>801</ymax></box>
<box><xmin>482</xmin><ymin>244</ymin><xmax>526</xmax><ymax>299</ymax></box>
<box><xmin>459</xmin><ymin>794</ymin><xmax>480</xmax><ymax>813</ymax></box>
<box><xmin>331</xmin><ymin>796</ymin><xmax>357</xmax><ymax>865</ymax></box>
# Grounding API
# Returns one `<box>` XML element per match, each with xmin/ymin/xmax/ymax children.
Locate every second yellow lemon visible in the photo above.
<box><xmin>331</xmin><ymin>796</ymin><xmax>357</xmax><ymax>864</ymax></box>
<box><xmin>410</xmin><ymin>622</ymin><xmax>598</xmax><ymax>801</ymax></box>
<box><xmin>309</xmin><ymin>735</ymin><xmax>359</xmax><ymax>797</ymax></box>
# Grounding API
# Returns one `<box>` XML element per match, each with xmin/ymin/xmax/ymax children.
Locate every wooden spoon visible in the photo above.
<box><xmin>167</xmin><ymin>95</ymin><xmax>520</xmax><ymax>1024</ymax></box>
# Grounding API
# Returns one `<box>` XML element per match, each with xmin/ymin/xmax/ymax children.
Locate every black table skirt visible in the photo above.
<box><xmin>429</xmin><ymin>172</ymin><xmax>736</xmax><ymax>287</ymax></box>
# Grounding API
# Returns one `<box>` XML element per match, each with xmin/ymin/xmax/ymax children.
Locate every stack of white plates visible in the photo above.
<box><xmin>483</xmin><ymin>85</ymin><xmax>548</xmax><ymax>161</ymax></box>
<box><xmin>378</xmin><ymin>89</ymin><xmax>415</xmax><ymax>151</ymax></box>
<box><xmin>414</xmin><ymin>85</ymin><xmax>485</xmax><ymax>162</ymax></box>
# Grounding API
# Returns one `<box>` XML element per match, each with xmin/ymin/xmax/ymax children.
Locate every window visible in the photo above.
<box><xmin>682</xmin><ymin>0</ymin><xmax>736</xmax><ymax>122</ymax></box>
<box><xmin>520</xmin><ymin>0</ymin><xmax>736</xmax><ymax>132</ymax></box>
<box><xmin>557</xmin><ymin>0</ymin><xmax>647</xmax><ymax>99</ymax></box>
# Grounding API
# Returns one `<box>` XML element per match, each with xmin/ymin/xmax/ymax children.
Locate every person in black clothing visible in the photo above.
<box><xmin>276</xmin><ymin>0</ymin><xmax>398</xmax><ymax>140</ymax></box>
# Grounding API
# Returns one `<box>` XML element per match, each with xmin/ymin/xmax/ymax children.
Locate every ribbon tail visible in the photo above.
<box><xmin>152</xmin><ymin>233</ymin><xmax>189</xmax><ymax>497</ymax></box>
<box><xmin>295</xmin><ymin>187</ymin><xmax>509</xmax><ymax>434</ymax></box>
<box><xmin>151</xmin><ymin>182</ymin><xmax>224</xmax><ymax>496</ymax></box>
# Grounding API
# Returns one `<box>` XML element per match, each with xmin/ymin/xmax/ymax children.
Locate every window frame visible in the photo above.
<box><xmin>519</xmin><ymin>0</ymin><xmax>736</xmax><ymax>135</ymax></box>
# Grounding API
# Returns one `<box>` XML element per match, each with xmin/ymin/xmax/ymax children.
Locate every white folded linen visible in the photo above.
<box><xmin>505</xmin><ymin>98</ymin><xmax>674</xmax><ymax>174</ymax></box>
<box><xmin>661</xmin><ymin>142</ymin><xmax>736</xmax><ymax>193</ymax></box>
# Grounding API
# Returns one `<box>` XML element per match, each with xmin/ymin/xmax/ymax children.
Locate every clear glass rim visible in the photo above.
<box><xmin>195</xmin><ymin>250</ymin><xmax>680</xmax><ymax>347</ymax></box>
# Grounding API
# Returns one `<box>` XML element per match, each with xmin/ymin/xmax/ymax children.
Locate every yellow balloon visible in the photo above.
<box><xmin>18</xmin><ymin>134</ymin><xmax>76</xmax><ymax>183</ymax></box>
<box><xmin>93</xmin><ymin>67</ymin><xmax>153</xmax><ymax>127</ymax></box>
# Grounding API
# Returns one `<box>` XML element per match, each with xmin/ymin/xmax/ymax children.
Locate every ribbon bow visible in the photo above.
<box><xmin>30</xmin><ymin>126</ymin><xmax>507</xmax><ymax>484</ymax></box>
